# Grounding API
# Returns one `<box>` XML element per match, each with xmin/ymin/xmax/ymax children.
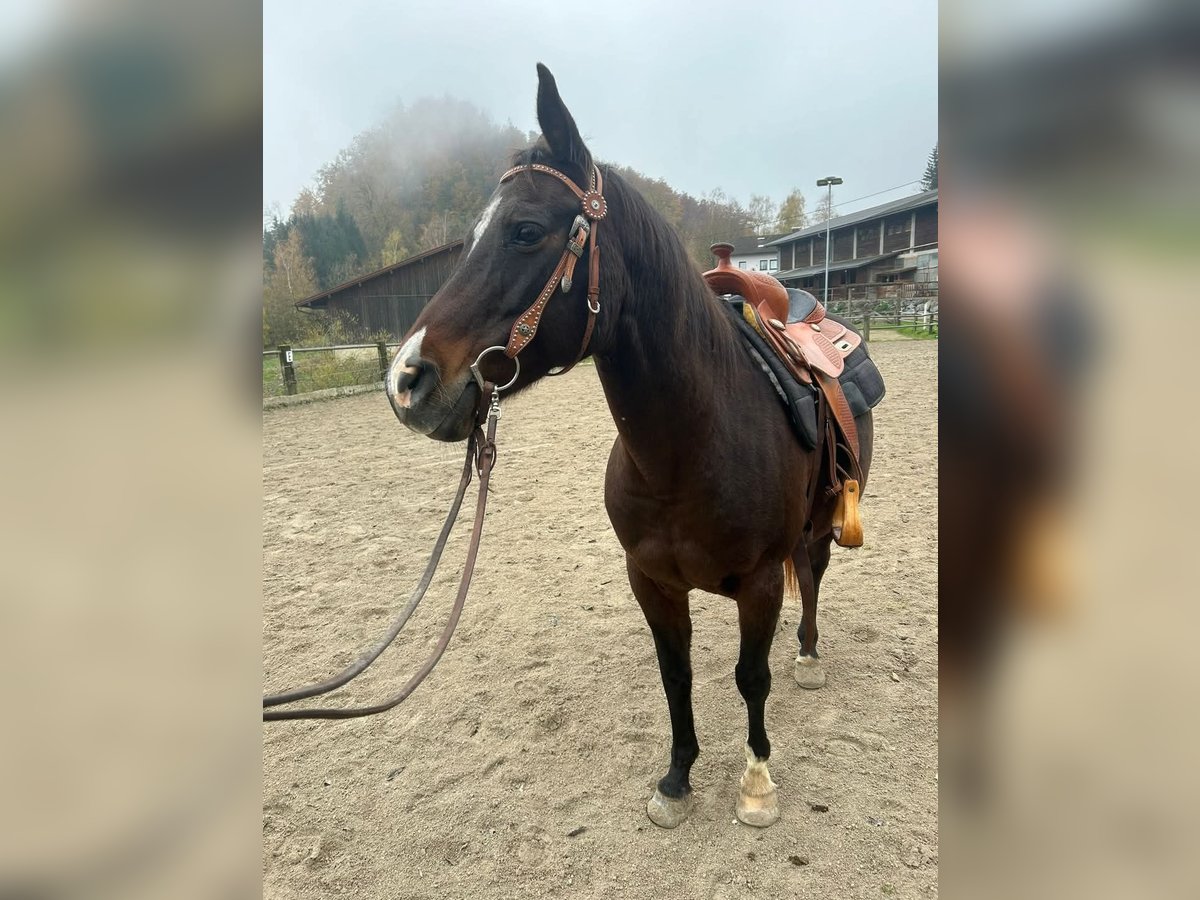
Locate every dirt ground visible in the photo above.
<box><xmin>263</xmin><ymin>339</ymin><xmax>937</xmax><ymax>899</ymax></box>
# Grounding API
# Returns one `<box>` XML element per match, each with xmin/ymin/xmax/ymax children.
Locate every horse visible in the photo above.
<box><xmin>384</xmin><ymin>63</ymin><xmax>875</xmax><ymax>829</ymax></box>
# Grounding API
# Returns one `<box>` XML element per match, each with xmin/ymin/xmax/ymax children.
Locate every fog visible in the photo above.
<box><xmin>264</xmin><ymin>0</ymin><xmax>939</xmax><ymax>217</ymax></box>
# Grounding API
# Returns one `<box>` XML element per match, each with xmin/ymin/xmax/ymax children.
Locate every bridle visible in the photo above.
<box><xmin>470</xmin><ymin>161</ymin><xmax>607</xmax><ymax>390</ymax></box>
<box><xmin>263</xmin><ymin>161</ymin><xmax>608</xmax><ymax>722</ymax></box>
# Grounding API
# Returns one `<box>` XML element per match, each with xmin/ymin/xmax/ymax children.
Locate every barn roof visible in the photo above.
<box><xmin>294</xmin><ymin>240</ymin><xmax>464</xmax><ymax>310</ymax></box>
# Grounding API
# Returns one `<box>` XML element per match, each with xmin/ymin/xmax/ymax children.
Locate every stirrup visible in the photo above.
<box><xmin>831</xmin><ymin>479</ymin><xmax>863</xmax><ymax>548</ymax></box>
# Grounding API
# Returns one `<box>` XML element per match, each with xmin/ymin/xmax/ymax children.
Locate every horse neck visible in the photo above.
<box><xmin>592</xmin><ymin>180</ymin><xmax>742</xmax><ymax>483</ymax></box>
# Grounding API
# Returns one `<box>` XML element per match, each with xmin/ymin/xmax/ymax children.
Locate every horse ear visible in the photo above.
<box><xmin>535</xmin><ymin>63</ymin><xmax>591</xmax><ymax>174</ymax></box>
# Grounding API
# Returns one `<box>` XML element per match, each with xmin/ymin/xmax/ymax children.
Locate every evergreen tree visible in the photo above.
<box><xmin>922</xmin><ymin>144</ymin><xmax>938</xmax><ymax>190</ymax></box>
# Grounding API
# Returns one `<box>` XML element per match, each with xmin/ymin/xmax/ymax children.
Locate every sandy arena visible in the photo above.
<box><xmin>263</xmin><ymin>338</ymin><xmax>937</xmax><ymax>899</ymax></box>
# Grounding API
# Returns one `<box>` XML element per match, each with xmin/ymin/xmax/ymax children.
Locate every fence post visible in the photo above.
<box><xmin>861</xmin><ymin>310</ymin><xmax>871</xmax><ymax>342</ymax></box>
<box><xmin>278</xmin><ymin>345</ymin><xmax>297</xmax><ymax>395</ymax></box>
<box><xmin>376</xmin><ymin>341</ymin><xmax>389</xmax><ymax>384</ymax></box>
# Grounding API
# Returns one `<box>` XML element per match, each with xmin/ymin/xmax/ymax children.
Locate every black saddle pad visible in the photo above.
<box><xmin>718</xmin><ymin>295</ymin><xmax>885</xmax><ymax>449</ymax></box>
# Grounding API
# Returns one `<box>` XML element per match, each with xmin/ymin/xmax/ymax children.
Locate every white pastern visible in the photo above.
<box><xmin>388</xmin><ymin>326</ymin><xmax>426</xmax><ymax>403</ymax></box>
<box><xmin>741</xmin><ymin>744</ymin><xmax>776</xmax><ymax>792</ymax></box>
<box><xmin>468</xmin><ymin>192</ymin><xmax>503</xmax><ymax>259</ymax></box>
<box><xmin>736</xmin><ymin>743</ymin><xmax>780</xmax><ymax>827</ymax></box>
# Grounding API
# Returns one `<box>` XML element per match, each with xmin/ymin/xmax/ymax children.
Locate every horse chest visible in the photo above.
<box><xmin>602</xmin><ymin>411</ymin><xmax>797</xmax><ymax>591</ymax></box>
<box><xmin>605</xmin><ymin>478</ymin><xmax>769</xmax><ymax>591</ymax></box>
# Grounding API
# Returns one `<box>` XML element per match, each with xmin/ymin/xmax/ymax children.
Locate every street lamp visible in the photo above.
<box><xmin>816</xmin><ymin>176</ymin><xmax>843</xmax><ymax>304</ymax></box>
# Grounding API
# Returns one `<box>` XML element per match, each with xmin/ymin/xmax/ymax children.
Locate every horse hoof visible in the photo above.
<box><xmin>646</xmin><ymin>788</ymin><xmax>693</xmax><ymax>828</ymax></box>
<box><xmin>794</xmin><ymin>655</ymin><xmax>827</xmax><ymax>690</ymax></box>
<box><xmin>736</xmin><ymin>745</ymin><xmax>780</xmax><ymax>827</ymax></box>
<box><xmin>736</xmin><ymin>789</ymin><xmax>780</xmax><ymax>828</ymax></box>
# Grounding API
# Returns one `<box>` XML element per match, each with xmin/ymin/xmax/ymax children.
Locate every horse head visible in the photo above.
<box><xmin>385</xmin><ymin>64</ymin><xmax>603</xmax><ymax>441</ymax></box>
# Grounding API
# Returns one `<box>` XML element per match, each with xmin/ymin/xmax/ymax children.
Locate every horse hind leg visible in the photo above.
<box><xmin>734</xmin><ymin>567</ymin><xmax>784</xmax><ymax>827</ymax></box>
<box><xmin>794</xmin><ymin>536</ymin><xmax>833</xmax><ymax>689</ymax></box>
<box><xmin>627</xmin><ymin>558</ymin><xmax>699</xmax><ymax>829</ymax></box>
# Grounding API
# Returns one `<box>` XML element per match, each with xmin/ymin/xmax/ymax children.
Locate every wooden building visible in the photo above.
<box><xmin>294</xmin><ymin>240</ymin><xmax>464</xmax><ymax>339</ymax></box>
<box><xmin>767</xmin><ymin>190</ymin><xmax>937</xmax><ymax>297</ymax></box>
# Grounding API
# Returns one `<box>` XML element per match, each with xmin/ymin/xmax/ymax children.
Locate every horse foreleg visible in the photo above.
<box><xmin>627</xmin><ymin>557</ymin><xmax>698</xmax><ymax>829</ymax></box>
<box><xmin>734</xmin><ymin>566</ymin><xmax>784</xmax><ymax>827</ymax></box>
<box><xmin>794</xmin><ymin>535</ymin><xmax>832</xmax><ymax>689</ymax></box>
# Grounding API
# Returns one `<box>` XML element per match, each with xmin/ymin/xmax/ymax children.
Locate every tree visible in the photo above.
<box><xmin>287</xmin><ymin>201</ymin><xmax>368</xmax><ymax>289</ymax></box>
<box><xmin>262</xmin><ymin>94</ymin><xmax>787</xmax><ymax>331</ymax></box>
<box><xmin>418</xmin><ymin>211</ymin><xmax>453</xmax><ymax>251</ymax></box>
<box><xmin>262</xmin><ymin>230</ymin><xmax>318</xmax><ymax>347</ymax></box>
<box><xmin>380</xmin><ymin>228</ymin><xmax>411</xmax><ymax>266</ymax></box>
<box><xmin>272</xmin><ymin>230</ymin><xmax>316</xmax><ymax>301</ymax></box>
<box><xmin>922</xmin><ymin>144</ymin><xmax>938</xmax><ymax>190</ymax></box>
<box><xmin>262</xmin><ymin>211</ymin><xmax>287</xmax><ymax>270</ymax></box>
<box><xmin>291</xmin><ymin>188</ymin><xmax>320</xmax><ymax>218</ymax></box>
<box><xmin>610</xmin><ymin>165</ymin><xmax>683</xmax><ymax>228</ymax></box>
<box><xmin>682</xmin><ymin>187</ymin><xmax>753</xmax><ymax>266</ymax></box>
<box><xmin>747</xmin><ymin>193</ymin><xmax>778</xmax><ymax>236</ymax></box>
<box><xmin>775</xmin><ymin>189</ymin><xmax>808</xmax><ymax>232</ymax></box>
<box><xmin>814</xmin><ymin>193</ymin><xmax>838</xmax><ymax>224</ymax></box>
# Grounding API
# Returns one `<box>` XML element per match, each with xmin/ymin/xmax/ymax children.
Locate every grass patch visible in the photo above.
<box><xmin>262</xmin><ymin>356</ymin><xmax>284</xmax><ymax>397</ymax></box>
<box><xmin>895</xmin><ymin>324</ymin><xmax>938</xmax><ymax>340</ymax></box>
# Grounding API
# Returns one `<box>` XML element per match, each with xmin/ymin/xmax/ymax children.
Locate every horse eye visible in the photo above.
<box><xmin>512</xmin><ymin>223</ymin><xmax>545</xmax><ymax>246</ymax></box>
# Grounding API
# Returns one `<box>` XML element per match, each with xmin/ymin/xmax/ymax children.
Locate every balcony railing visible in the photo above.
<box><xmin>821</xmin><ymin>279</ymin><xmax>938</xmax><ymax>307</ymax></box>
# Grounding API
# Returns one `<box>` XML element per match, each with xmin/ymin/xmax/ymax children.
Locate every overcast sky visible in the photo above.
<box><xmin>265</xmin><ymin>0</ymin><xmax>938</xmax><ymax>221</ymax></box>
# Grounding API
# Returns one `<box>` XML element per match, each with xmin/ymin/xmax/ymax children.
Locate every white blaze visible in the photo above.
<box><xmin>387</xmin><ymin>326</ymin><xmax>426</xmax><ymax>403</ymax></box>
<box><xmin>468</xmin><ymin>192</ymin><xmax>503</xmax><ymax>258</ymax></box>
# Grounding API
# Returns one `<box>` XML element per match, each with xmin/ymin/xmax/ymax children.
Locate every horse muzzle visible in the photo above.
<box><xmin>386</xmin><ymin>336</ymin><xmax>479</xmax><ymax>442</ymax></box>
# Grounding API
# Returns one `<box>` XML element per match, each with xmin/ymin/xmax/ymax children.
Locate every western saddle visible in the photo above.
<box><xmin>704</xmin><ymin>242</ymin><xmax>865</xmax><ymax>547</ymax></box>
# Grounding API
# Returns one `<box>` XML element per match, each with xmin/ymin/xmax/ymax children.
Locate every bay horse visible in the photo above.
<box><xmin>385</xmin><ymin>64</ymin><xmax>874</xmax><ymax>828</ymax></box>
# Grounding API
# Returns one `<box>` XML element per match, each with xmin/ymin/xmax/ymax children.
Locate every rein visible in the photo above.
<box><xmin>263</xmin><ymin>385</ymin><xmax>499</xmax><ymax>721</ymax></box>
<box><xmin>262</xmin><ymin>163</ymin><xmax>607</xmax><ymax>722</ymax></box>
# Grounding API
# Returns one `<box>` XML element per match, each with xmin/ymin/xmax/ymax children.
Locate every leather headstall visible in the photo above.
<box><xmin>495</xmin><ymin>162</ymin><xmax>606</xmax><ymax>376</ymax></box>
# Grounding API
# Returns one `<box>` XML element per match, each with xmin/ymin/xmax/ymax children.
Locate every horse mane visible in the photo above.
<box><xmin>508</xmin><ymin>144</ymin><xmax>742</xmax><ymax>378</ymax></box>
<box><xmin>598</xmin><ymin>169</ymin><xmax>743</xmax><ymax>379</ymax></box>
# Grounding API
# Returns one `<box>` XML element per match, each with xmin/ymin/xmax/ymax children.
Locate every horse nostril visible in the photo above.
<box><xmin>391</xmin><ymin>357</ymin><xmax>439</xmax><ymax>411</ymax></box>
<box><xmin>394</xmin><ymin>360</ymin><xmax>424</xmax><ymax>394</ymax></box>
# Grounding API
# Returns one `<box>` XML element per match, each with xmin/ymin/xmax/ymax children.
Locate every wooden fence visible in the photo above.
<box><xmin>855</xmin><ymin>310</ymin><xmax>938</xmax><ymax>341</ymax></box>
<box><xmin>822</xmin><ymin>281</ymin><xmax>938</xmax><ymax>340</ymax></box>
<box><xmin>263</xmin><ymin>342</ymin><xmax>402</xmax><ymax>398</ymax></box>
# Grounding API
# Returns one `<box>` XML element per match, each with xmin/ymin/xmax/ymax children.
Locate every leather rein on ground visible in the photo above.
<box><xmin>263</xmin><ymin>163</ymin><xmax>605</xmax><ymax>721</ymax></box>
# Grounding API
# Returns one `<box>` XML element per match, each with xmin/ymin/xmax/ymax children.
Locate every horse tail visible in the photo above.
<box><xmin>782</xmin><ymin>558</ymin><xmax>800</xmax><ymax>601</ymax></box>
